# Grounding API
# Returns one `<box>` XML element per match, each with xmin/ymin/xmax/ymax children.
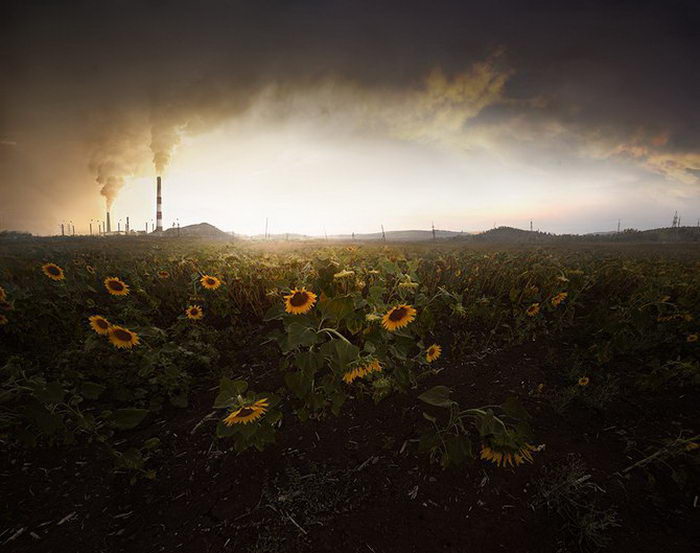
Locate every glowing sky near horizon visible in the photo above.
<box><xmin>2</xmin><ymin>1</ymin><xmax>698</xmax><ymax>236</ymax></box>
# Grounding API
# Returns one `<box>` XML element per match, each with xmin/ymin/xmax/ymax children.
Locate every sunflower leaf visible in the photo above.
<box><xmin>110</xmin><ymin>408</ymin><xmax>148</xmax><ymax>430</ymax></box>
<box><xmin>418</xmin><ymin>385</ymin><xmax>455</xmax><ymax>408</ymax></box>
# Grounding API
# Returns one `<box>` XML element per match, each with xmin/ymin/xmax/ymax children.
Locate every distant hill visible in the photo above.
<box><xmin>452</xmin><ymin>226</ymin><xmax>700</xmax><ymax>243</ymax></box>
<box><xmin>162</xmin><ymin>222</ymin><xmax>228</xmax><ymax>238</ymax></box>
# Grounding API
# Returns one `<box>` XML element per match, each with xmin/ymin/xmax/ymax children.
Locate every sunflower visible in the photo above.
<box><xmin>0</xmin><ymin>314</ymin><xmax>7</xmax><ymax>326</ymax></box>
<box><xmin>186</xmin><ymin>305</ymin><xmax>204</xmax><ymax>320</ymax></box>
<box><xmin>526</xmin><ymin>303</ymin><xmax>540</xmax><ymax>317</ymax></box>
<box><xmin>200</xmin><ymin>275</ymin><xmax>222</xmax><ymax>290</ymax></box>
<box><xmin>426</xmin><ymin>344</ymin><xmax>442</xmax><ymax>362</ymax></box>
<box><xmin>0</xmin><ymin>286</ymin><xmax>5</xmax><ymax>302</ymax></box>
<box><xmin>343</xmin><ymin>360</ymin><xmax>382</xmax><ymax>384</ymax></box>
<box><xmin>480</xmin><ymin>443</ymin><xmax>536</xmax><ymax>468</ymax></box>
<box><xmin>687</xmin><ymin>334</ymin><xmax>698</xmax><ymax>343</ymax></box>
<box><xmin>284</xmin><ymin>288</ymin><xmax>317</xmax><ymax>314</ymax></box>
<box><xmin>88</xmin><ymin>315</ymin><xmax>111</xmax><ymax>335</ymax></box>
<box><xmin>578</xmin><ymin>376</ymin><xmax>590</xmax><ymax>387</ymax></box>
<box><xmin>104</xmin><ymin>277</ymin><xmax>130</xmax><ymax>296</ymax></box>
<box><xmin>551</xmin><ymin>292</ymin><xmax>568</xmax><ymax>307</ymax></box>
<box><xmin>158</xmin><ymin>270</ymin><xmax>170</xmax><ymax>279</ymax></box>
<box><xmin>108</xmin><ymin>325</ymin><xmax>140</xmax><ymax>349</ymax></box>
<box><xmin>223</xmin><ymin>398</ymin><xmax>269</xmax><ymax>426</ymax></box>
<box><xmin>382</xmin><ymin>304</ymin><xmax>417</xmax><ymax>331</ymax></box>
<box><xmin>42</xmin><ymin>263</ymin><xmax>65</xmax><ymax>281</ymax></box>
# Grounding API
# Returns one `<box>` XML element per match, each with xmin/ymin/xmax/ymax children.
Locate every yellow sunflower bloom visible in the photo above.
<box><xmin>381</xmin><ymin>304</ymin><xmax>417</xmax><ymax>331</ymax></box>
<box><xmin>343</xmin><ymin>360</ymin><xmax>382</xmax><ymax>384</ymax></box>
<box><xmin>158</xmin><ymin>270</ymin><xmax>170</xmax><ymax>279</ymax></box>
<box><xmin>480</xmin><ymin>443</ymin><xmax>536</xmax><ymax>468</ymax></box>
<box><xmin>687</xmin><ymin>334</ymin><xmax>698</xmax><ymax>343</ymax></box>
<box><xmin>578</xmin><ymin>376</ymin><xmax>590</xmax><ymax>387</ymax></box>
<box><xmin>284</xmin><ymin>288</ymin><xmax>317</xmax><ymax>314</ymax></box>
<box><xmin>88</xmin><ymin>315</ymin><xmax>111</xmax><ymax>335</ymax></box>
<box><xmin>426</xmin><ymin>344</ymin><xmax>442</xmax><ymax>362</ymax></box>
<box><xmin>42</xmin><ymin>263</ymin><xmax>65</xmax><ymax>281</ymax></box>
<box><xmin>551</xmin><ymin>292</ymin><xmax>568</xmax><ymax>307</ymax></box>
<box><xmin>200</xmin><ymin>275</ymin><xmax>222</xmax><ymax>290</ymax></box>
<box><xmin>104</xmin><ymin>277</ymin><xmax>130</xmax><ymax>296</ymax></box>
<box><xmin>186</xmin><ymin>305</ymin><xmax>204</xmax><ymax>320</ymax></box>
<box><xmin>526</xmin><ymin>303</ymin><xmax>540</xmax><ymax>317</ymax></box>
<box><xmin>108</xmin><ymin>325</ymin><xmax>140</xmax><ymax>349</ymax></box>
<box><xmin>223</xmin><ymin>398</ymin><xmax>269</xmax><ymax>426</ymax></box>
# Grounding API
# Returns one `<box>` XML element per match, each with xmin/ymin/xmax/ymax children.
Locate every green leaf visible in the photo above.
<box><xmin>263</xmin><ymin>302</ymin><xmax>286</xmax><ymax>321</ymax></box>
<box><xmin>322</xmin><ymin>339</ymin><xmax>359</xmax><ymax>370</ymax></box>
<box><xmin>111</xmin><ymin>408</ymin><xmax>149</xmax><ymax>430</ymax></box>
<box><xmin>213</xmin><ymin>377</ymin><xmax>248</xmax><ymax>408</ymax></box>
<box><xmin>319</xmin><ymin>295</ymin><xmax>354</xmax><ymax>323</ymax></box>
<box><xmin>143</xmin><ymin>437</ymin><xmax>161</xmax><ymax>449</ymax></box>
<box><xmin>80</xmin><ymin>381</ymin><xmax>106</xmax><ymax>400</ymax></box>
<box><xmin>33</xmin><ymin>382</ymin><xmax>65</xmax><ymax>404</ymax></box>
<box><xmin>285</xmin><ymin>322</ymin><xmax>319</xmax><ymax>350</ymax></box>
<box><xmin>418</xmin><ymin>385</ymin><xmax>455</xmax><ymax>408</ymax></box>
<box><xmin>216</xmin><ymin>421</ymin><xmax>237</xmax><ymax>438</ymax></box>
<box><xmin>501</xmin><ymin>396</ymin><xmax>531</xmax><ymax>421</ymax></box>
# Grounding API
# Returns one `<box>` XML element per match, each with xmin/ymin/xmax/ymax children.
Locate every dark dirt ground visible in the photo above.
<box><xmin>2</xmin><ymin>341</ymin><xmax>698</xmax><ymax>553</ymax></box>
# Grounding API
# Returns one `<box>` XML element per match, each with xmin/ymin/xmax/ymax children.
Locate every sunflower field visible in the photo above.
<box><xmin>1</xmin><ymin>238</ymin><xmax>698</xmax><ymax>552</ymax></box>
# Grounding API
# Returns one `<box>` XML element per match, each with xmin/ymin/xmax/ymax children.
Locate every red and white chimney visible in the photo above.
<box><xmin>156</xmin><ymin>176</ymin><xmax>163</xmax><ymax>232</ymax></box>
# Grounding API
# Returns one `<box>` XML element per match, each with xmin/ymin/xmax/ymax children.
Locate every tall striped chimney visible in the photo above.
<box><xmin>106</xmin><ymin>211</ymin><xmax>111</xmax><ymax>233</ymax></box>
<box><xmin>156</xmin><ymin>176</ymin><xmax>163</xmax><ymax>232</ymax></box>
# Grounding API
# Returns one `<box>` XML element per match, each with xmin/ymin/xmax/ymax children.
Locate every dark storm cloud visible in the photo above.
<box><xmin>1</xmin><ymin>0</ymin><xmax>698</xmax><ymax>231</ymax></box>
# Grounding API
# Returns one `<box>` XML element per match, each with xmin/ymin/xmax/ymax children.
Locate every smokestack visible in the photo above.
<box><xmin>126</xmin><ymin>216</ymin><xmax>130</xmax><ymax>234</ymax></box>
<box><xmin>156</xmin><ymin>176</ymin><xmax>163</xmax><ymax>232</ymax></box>
<box><xmin>106</xmin><ymin>212</ymin><xmax>111</xmax><ymax>233</ymax></box>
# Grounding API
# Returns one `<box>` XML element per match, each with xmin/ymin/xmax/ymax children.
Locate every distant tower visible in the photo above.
<box><xmin>156</xmin><ymin>176</ymin><xmax>163</xmax><ymax>232</ymax></box>
<box><xmin>126</xmin><ymin>216</ymin><xmax>130</xmax><ymax>234</ymax></box>
<box><xmin>672</xmin><ymin>211</ymin><xmax>678</xmax><ymax>228</ymax></box>
<box><xmin>381</xmin><ymin>224</ymin><xmax>386</xmax><ymax>241</ymax></box>
<box><xmin>432</xmin><ymin>222</ymin><xmax>436</xmax><ymax>241</ymax></box>
<box><xmin>617</xmin><ymin>219</ymin><xmax>621</xmax><ymax>233</ymax></box>
<box><xmin>530</xmin><ymin>220</ymin><xmax>533</xmax><ymax>232</ymax></box>
<box><xmin>106</xmin><ymin>211</ymin><xmax>111</xmax><ymax>233</ymax></box>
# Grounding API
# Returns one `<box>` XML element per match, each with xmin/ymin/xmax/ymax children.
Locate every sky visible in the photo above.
<box><xmin>1</xmin><ymin>0</ymin><xmax>699</xmax><ymax>236</ymax></box>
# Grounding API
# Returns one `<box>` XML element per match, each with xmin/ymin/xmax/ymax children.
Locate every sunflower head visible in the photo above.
<box><xmin>526</xmin><ymin>303</ymin><xmax>540</xmax><ymax>317</ymax></box>
<box><xmin>480</xmin><ymin>443</ymin><xmax>536</xmax><ymax>468</ymax></box>
<box><xmin>578</xmin><ymin>376</ymin><xmax>590</xmax><ymax>387</ymax></box>
<box><xmin>342</xmin><ymin>360</ymin><xmax>382</xmax><ymax>384</ymax></box>
<box><xmin>88</xmin><ymin>315</ymin><xmax>111</xmax><ymax>335</ymax></box>
<box><xmin>223</xmin><ymin>398</ymin><xmax>269</xmax><ymax>426</ymax></box>
<box><xmin>108</xmin><ymin>325</ymin><xmax>140</xmax><ymax>349</ymax></box>
<box><xmin>104</xmin><ymin>277</ymin><xmax>130</xmax><ymax>296</ymax></box>
<box><xmin>158</xmin><ymin>270</ymin><xmax>170</xmax><ymax>279</ymax></box>
<box><xmin>381</xmin><ymin>304</ymin><xmax>417</xmax><ymax>331</ymax></box>
<box><xmin>200</xmin><ymin>275</ymin><xmax>222</xmax><ymax>290</ymax></box>
<box><xmin>426</xmin><ymin>344</ymin><xmax>442</xmax><ymax>362</ymax></box>
<box><xmin>42</xmin><ymin>263</ymin><xmax>65</xmax><ymax>281</ymax></box>
<box><xmin>687</xmin><ymin>334</ymin><xmax>698</xmax><ymax>343</ymax></box>
<box><xmin>284</xmin><ymin>288</ymin><xmax>317</xmax><ymax>314</ymax></box>
<box><xmin>551</xmin><ymin>292</ymin><xmax>568</xmax><ymax>307</ymax></box>
<box><xmin>186</xmin><ymin>305</ymin><xmax>204</xmax><ymax>320</ymax></box>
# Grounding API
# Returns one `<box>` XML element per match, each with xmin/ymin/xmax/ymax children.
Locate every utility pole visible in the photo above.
<box><xmin>381</xmin><ymin>224</ymin><xmax>386</xmax><ymax>241</ymax></box>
